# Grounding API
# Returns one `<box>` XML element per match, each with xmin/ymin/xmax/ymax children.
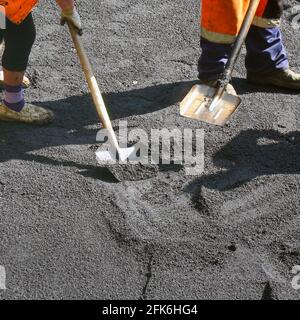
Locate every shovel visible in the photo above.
<box><xmin>67</xmin><ymin>23</ymin><xmax>139</xmax><ymax>165</ymax></box>
<box><xmin>180</xmin><ymin>0</ymin><xmax>261</xmax><ymax>126</ymax></box>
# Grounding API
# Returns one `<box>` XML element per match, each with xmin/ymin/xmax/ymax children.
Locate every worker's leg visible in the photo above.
<box><xmin>0</xmin><ymin>16</ymin><xmax>30</xmax><ymax>88</ymax></box>
<box><xmin>198</xmin><ymin>0</ymin><xmax>250</xmax><ymax>81</ymax></box>
<box><xmin>245</xmin><ymin>0</ymin><xmax>288</xmax><ymax>73</ymax></box>
<box><xmin>0</xmin><ymin>14</ymin><xmax>53</xmax><ymax>124</ymax></box>
<box><xmin>246</xmin><ymin>0</ymin><xmax>300</xmax><ymax>89</ymax></box>
<box><xmin>3</xmin><ymin>70</ymin><xmax>26</xmax><ymax>86</ymax></box>
<box><xmin>0</xmin><ymin>71</ymin><xmax>30</xmax><ymax>88</ymax></box>
<box><xmin>2</xmin><ymin>14</ymin><xmax>35</xmax><ymax>112</ymax></box>
<box><xmin>198</xmin><ymin>39</ymin><xmax>233</xmax><ymax>81</ymax></box>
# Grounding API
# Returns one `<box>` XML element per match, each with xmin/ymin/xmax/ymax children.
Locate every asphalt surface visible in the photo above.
<box><xmin>0</xmin><ymin>0</ymin><xmax>299</xmax><ymax>300</ymax></box>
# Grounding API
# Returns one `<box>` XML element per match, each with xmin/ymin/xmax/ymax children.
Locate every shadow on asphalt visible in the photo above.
<box><xmin>0</xmin><ymin>80</ymin><xmax>196</xmax><ymax>182</ymax></box>
<box><xmin>232</xmin><ymin>77</ymin><xmax>300</xmax><ymax>95</ymax></box>
<box><xmin>0</xmin><ymin>81</ymin><xmax>299</xmax><ymax>183</ymax></box>
<box><xmin>185</xmin><ymin>129</ymin><xmax>300</xmax><ymax>195</ymax></box>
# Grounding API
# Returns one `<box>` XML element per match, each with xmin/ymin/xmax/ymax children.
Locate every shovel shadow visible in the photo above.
<box><xmin>0</xmin><ymin>80</ymin><xmax>195</xmax><ymax>182</ymax></box>
<box><xmin>185</xmin><ymin>129</ymin><xmax>300</xmax><ymax>195</ymax></box>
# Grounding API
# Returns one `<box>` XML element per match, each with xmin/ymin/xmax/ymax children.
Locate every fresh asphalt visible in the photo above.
<box><xmin>0</xmin><ymin>0</ymin><xmax>299</xmax><ymax>299</ymax></box>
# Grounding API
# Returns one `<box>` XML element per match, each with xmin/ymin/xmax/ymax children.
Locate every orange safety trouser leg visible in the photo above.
<box><xmin>201</xmin><ymin>0</ymin><xmax>282</xmax><ymax>44</ymax></box>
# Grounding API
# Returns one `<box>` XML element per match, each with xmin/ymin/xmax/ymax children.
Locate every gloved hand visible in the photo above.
<box><xmin>61</xmin><ymin>8</ymin><xmax>82</xmax><ymax>35</ymax></box>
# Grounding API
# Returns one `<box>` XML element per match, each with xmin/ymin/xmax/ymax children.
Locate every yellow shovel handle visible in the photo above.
<box><xmin>67</xmin><ymin>23</ymin><xmax>120</xmax><ymax>149</ymax></box>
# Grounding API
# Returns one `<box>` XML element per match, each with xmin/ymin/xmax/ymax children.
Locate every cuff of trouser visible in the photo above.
<box><xmin>198</xmin><ymin>73</ymin><xmax>223</xmax><ymax>82</ymax></box>
<box><xmin>2</xmin><ymin>57</ymin><xmax>30</xmax><ymax>71</ymax></box>
<box><xmin>2</xmin><ymin>66</ymin><xmax>29</xmax><ymax>72</ymax></box>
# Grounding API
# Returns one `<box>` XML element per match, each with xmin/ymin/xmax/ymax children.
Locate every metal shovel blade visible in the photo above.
<box><xmin>180</xmin><ymin>84</ymin><xmax>241</xmax><ymax>126</ymax></box>
<box><xmin>95</xmin><ymin>143</ymin><xmax>140</xmax><ymax>166</ymax></box>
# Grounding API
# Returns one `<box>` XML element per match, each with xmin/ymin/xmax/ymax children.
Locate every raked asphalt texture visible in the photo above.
<box><xmin>0</xmin><ymin>0</ymin><xmax>299</xmax><ymax>299</ymax></box>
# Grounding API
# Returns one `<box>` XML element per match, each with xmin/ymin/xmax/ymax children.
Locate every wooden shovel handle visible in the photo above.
<box><xmin>67</xmin><ymin>23</ymin><xmax>114</xmax><ymax>131</ymax></box>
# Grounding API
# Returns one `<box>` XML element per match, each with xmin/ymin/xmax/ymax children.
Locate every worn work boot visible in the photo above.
<box><xmin>247</xmin><ymin>69</ymin><xmax>300</xmax><ymax>90</ymax></box>
<box><xmin>198</xmin><ymin>79</ymin><xmax>237</xmax><ymax>96</ymax></box>
<box><xmin>0</xmin><ymin>103</ymin><xmax>54</xmax><ymax>125</ymax></box>
<box><xmin>0</xmin><ymin>70</ymin><xmax>31</xmax><ymax>88</ymax></box>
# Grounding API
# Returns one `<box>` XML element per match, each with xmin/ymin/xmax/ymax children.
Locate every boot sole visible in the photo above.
<box><xmin>0</xmin><ymin>114</ymin><xmax>54</xmax><ymax>125</ymax></box>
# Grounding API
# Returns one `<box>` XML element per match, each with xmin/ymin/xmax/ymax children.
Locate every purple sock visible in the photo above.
<box><xmin>3</xmin><ymin>84</ymin><xmax>25</xmax><ymax>112</ymax></box>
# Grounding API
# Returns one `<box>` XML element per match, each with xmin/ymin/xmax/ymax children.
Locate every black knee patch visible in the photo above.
<box><xmin>2</xmin><ymin>14</ymin><xmax>36</xmax><ymax>71</ymax></box>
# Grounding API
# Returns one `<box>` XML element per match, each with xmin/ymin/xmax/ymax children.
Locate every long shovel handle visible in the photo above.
<box><xmin>67</xmin><ymin>23</ymin><xmax>119</xmax><ymax>149</ymax></box>
<box><xmin>223</xmin><ymin>0</ymin><xmax>261</xmax><ymax>81</ymax></box>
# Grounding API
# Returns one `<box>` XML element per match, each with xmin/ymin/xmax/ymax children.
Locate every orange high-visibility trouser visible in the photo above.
<box><xmin>201</xmin><ymin>0</ymin><xmax>283</xmax><ymax>44</ymax></box>
<box><xmin>0</xmin><ymin>0</ymin><xmax>38</xmax><ymax>25</ymax></box>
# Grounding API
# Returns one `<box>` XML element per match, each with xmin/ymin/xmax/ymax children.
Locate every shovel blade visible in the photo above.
<box><xmin>180</xmin><ymin>84</ymin><xmax>241</xmax><ymax>126</ymax></box>
<box><xmin>95</xmin><ymin>143</ymin><xmax>140</xmax><ymax>165</ymax></box>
